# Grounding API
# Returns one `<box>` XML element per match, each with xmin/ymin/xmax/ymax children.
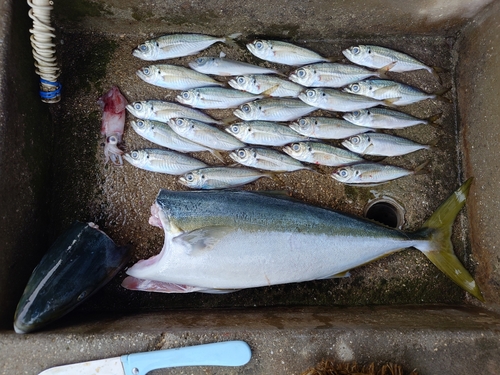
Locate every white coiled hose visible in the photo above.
<box><xmin>28</xmin><ymin>0</ymin><xmax>61</xmax><ymax>103</ymax></box>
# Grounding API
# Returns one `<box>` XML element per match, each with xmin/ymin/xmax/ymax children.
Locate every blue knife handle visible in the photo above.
<box><xmin>120</xmin><ymin>341</ymin><xmax>251</xmax><ymax>375</ymax></box>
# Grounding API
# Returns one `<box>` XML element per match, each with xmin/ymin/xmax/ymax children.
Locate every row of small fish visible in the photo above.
<box><xmin>125</xmin><ymin>34</ymin><xmax>440</xmax><ymax>188</ymax></box>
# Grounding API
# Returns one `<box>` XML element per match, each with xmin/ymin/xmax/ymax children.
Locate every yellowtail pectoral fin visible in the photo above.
<box><xmin>416</xmin><ymin>177</ymin><xmax>484</xmax><ymax>301</ymax></box>
<box><xmin>172</xmin><ymin>225</ymin><xmax>235</xmax><ymax>254</ymax></box>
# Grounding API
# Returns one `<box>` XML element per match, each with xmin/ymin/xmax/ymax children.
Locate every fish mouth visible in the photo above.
<box><xmin>282</xmin><ymin>146</ymin><xmax>294</xmax><ymax>156</ymax></box>
<box><xmin>341</xmin><ymin>49</ymin><xmax>351</xmax><ymax>59</ymax></box>
<box><xmin>233</xmin><ymin>109</ymin><xmax>248</xmax><ymax>120</ymax></box>
<box><xmin>178</xmin><ymin>177</ymin><xmax>189</xmax><ymax>187</ymax></box>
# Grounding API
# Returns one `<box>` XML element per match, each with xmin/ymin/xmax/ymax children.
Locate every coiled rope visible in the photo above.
<box><xmin>27</xmin><ymin>0</ymin><xmax>61</xmax><ymax>103</ymax></box>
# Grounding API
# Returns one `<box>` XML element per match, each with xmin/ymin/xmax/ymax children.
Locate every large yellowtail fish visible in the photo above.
<box><xmin>122</xmin><ymin>179</ymin><xmax>483</xmax><ymax>301</ymax></box>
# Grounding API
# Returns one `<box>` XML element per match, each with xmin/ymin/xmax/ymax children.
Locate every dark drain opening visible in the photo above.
<box><xmin>364</xmin><ymin>198</ymin><xmax>404</xmax><ymax>229</ymax></box>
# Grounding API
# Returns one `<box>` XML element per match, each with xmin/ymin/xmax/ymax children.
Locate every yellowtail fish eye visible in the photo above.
<box><xmin>352</xmin><ymin>46</ymin><xmax>360</xmax><ymax>55</ymax></box>
<box><xmin>134</xmin><ymin>102</ymin><xmax>143</xmax><ymax>110</ymax></box>
<box><xmin>241</xmin><ymin>104</ymin><xmax>251</xmax><ymax>113</ymax></box>
<box><xmin>131</xmin><ymin>151</ymin><xmax>139</xmax><ymax>159</ymax></box>
<box><xmin>296</xmin><ymin>68</ymin><xmax>306</xmax><ymax>78</ymax></box>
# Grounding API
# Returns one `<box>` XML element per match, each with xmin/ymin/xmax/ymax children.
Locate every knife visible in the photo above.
<box><xmin>38</xmin><ymin>340</ymin><xmax>252</xmax><ymax>375</ymax></box>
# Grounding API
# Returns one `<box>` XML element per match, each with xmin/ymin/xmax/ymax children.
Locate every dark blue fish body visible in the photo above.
<box><xmin>13</xmin><ymin>222</ymin><xmax>130</xmax><ymax>334</ymax></box>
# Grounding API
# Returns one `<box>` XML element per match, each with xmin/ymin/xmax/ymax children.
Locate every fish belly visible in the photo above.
<box><xmin>127</xmin><ymin>228</ymin><xmax>424</xmax><ymax>290</ymax></box>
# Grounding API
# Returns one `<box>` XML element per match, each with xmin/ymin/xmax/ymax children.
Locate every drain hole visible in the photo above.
<box><xmin>364</xmin><ymin>199</ymin><xmax>404</xmax><ymax>229</ymax></box>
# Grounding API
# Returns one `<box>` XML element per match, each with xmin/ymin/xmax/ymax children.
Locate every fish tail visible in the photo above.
<box><xmin>426</xmin><ymin>111</ymin><xmax>443</xmax><ymax>128</ymax></box>
<box><xmin>414</xmin><ymin>177</ymin><xmax>484</xmax><ymax>301</ymax></box>
<box><xmin>224</xmin><ymin>33</ymin><xmax>242</xmax><ymax>48</ymax></box>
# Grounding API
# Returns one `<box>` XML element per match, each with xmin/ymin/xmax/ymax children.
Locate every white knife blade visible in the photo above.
<box><xmin>38</xmin><ymin>341</ymin><xmax>252</xmax><ymax>375</ymax></box>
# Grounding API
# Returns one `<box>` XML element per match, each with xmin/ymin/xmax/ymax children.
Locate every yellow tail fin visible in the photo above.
<box><xmin>416</xmin><ymin>178</ymin><xmax>483</xmax><ymax>301</ymax></box>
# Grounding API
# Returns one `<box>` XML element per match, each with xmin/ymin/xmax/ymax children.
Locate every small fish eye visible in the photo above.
<box><xmin>306</xmin><ymin>90</ymin><xmax>315</xmax><ymax>97</ymax></box>
<box><xmin>139</xmin><ymin>44</ymin><xmax>148</xmax><ymax>51</ymax></box>
<box><xmin>297</xmin><ymin>69</ymin><xmax>306</xmax><ymax>78</ymax></box>
<box><xmin>352</xmin><ymin>46</ymin><xmax>360</xmax><ymax>55</ymax></box>
<box><xmin>186</xmin><ymin>173</ymin><xmax>193</xmax><ymax>181</ymax></box>
<box><xmin>238</xmin><ymin>149</ymin><xmax>246</xmax><ymax>157</ymax></box>
<box><xmin>351</xmin><ymin>136</ymin><xmax>360</xmax><ymax>144</ymax></box>
<box><xmin>352</xmin><ymin>111</ymin><xmax>360</xmax><ymax>117</ymax></box>
<box><xmin>339</xmin><ymin>169</ymin><xmax>349</xmax><ymax>178</ymax></box>
<box><xmin>131</xmin><ymin>151</ymin><xmax>139</xmax><ymax>158</ymax></box>
<box><xmin>134</xmin><ymin>103</ymin><xmax>142</xmax><ymax>110</ymax></box>
<box><xmin>255</xmin><ymin>41</ymin><xmax>263</xmax><ymax>49</ymax></box>
<box><xmin>176</xmin><ymin>119</ymin><xmax>184</xmax><ymax>126</ymax></box>
<box><xmin>237</xmin><ymin>76</ymin><xmax>245</xmax><ymax>84</ymax></box>
<box><xmin>242</xmin><ymin>104</ymin><xmax>250</xmax><ymax>112</ymax></box>
<box><xmin>351</xmin><ymin>84</ymin><xmax>360</xmax><ymax>92</ymax></box>
<box><xmin>182</xmin><ymin>91</ymin><xmax>190</xmax><ymax>99</ymax></box>
<box><xmin>137</xmin><ymin>120</ymin><xmax>145</xmax><ymax>127</ymax></box>
<box><xmin>298</xmin><ymin>119</ymin><xmax>306</xmax><ymax>126</ymax></box>
<box><xmin>292</xmin><ymin>143</ymin><xmax>300</xmax><ymax>151</ymax></box>
<box><xmin>143</xmin><ymin>67</ymin><xmax>150</xmax><ymax>74</ymax></box>
<box><xmin>196</xmin><ymin>57</ymin><xmax>204</xmax><ymax>64</ymax></box>
<box><xmin>231</xmin><ymin>125</ymin><xmax>240</xmax><ymax>133</ymax></box>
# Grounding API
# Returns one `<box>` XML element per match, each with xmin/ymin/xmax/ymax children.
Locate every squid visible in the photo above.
<box><xmin>98</xmin><ymin>86</ymin><xmax>127</xmax><ymax>165</ymax></box>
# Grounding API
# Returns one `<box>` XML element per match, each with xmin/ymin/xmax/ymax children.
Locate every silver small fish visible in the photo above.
<box><xmin>331</xmin><ymin>162</ymin><xmax>426</xmax><ymax>185</ymax></box>
<box><xmin>230</xmin><ymin>147</ymin><xmax>309</xmax><ymax>172</ymax></box>
<box><xmin>246</xmin><ymin>39</ymin><xmax>329</xmax><ymax>66</ymax></box>
<box><xmin>344</xmin><ymin>80</ymin><xmax>435</xmax><ymax>106</ymax></box>
<box><xmin>342</xmin><ymin>133</ymin><xmax>430</xmax><ymax>157</ymax></box>
<box><xmin>129</xmin><ymin>119</ymin><xmax>210</xmax><ymax>153</ymax></box>
<box><xmin>179</xmin><ymin>167</ymin><xmax>272</xmax><ymax>189</ymax></box>
<box><xmin>126</xmin><ymin>100</ymin><xmax>222</xmax><ymax>125</ymax></box>
<box><xmin>343</xmin><ymin>108</ymin><xmax>432</xmax><ymax>129</ymax></box>
<box><xmin>228</xmin><ymin>75</ymin><xmax>304</xmax><ymax>97</ymax></box>
<box><xmin>133</xmin><ymin>33</ymin><xmax>241</xmax><ymax>61</ymax></box>
<box><xmin>188</xmin><ymin>56</ymin><xmax>279</xmax><ymax>76</ymax></box>
<box><xmin>283</xmin><ymin>141</ymin><xmax>363</xmax><ymax>166</ymax></box>
<box><xmin>342</xmin><ymin>45</ymin><xmax>436</xmax><ymax>75</ymax></box>
<box><xmin>123</xmin><ymin>148</ymin><xmax>208</xmax><ymax>175</ymax></box>
<box><xmin>168</xmin><ymin>118</ymin><xmax>245</xmax><ymax>151</ymax></box>
<box><xmin>289</xmin><ymin>117</ymin><xmax>373</xmax><ymax>139</ymax></box>
<box><xmin>226</xmin><ymin>121</ymin><xmax>308</xmax><ymax>146</ymax></box>
<box><xmin>298</xmin><ymin>88</ymin><xmax>385</xmax><ymax>112</ymax></box>
<box><xmin>136</xmin><ymin>64</ymin><xmax>223</xmax><ymax>90</ymax></box>
<box><xmin>234</xmin><ymin>98</ymin><xmax>316</xmax><ymax>122</ymax></box>
<box><xmin>176</xmin><ymin>87</ymin><xmax>262</xmax><ymax>109</ymax></box>
<box><xmin>289</xmin><ymin>63</ymin><xmax>382</xmax><ymax>88</ymax></box>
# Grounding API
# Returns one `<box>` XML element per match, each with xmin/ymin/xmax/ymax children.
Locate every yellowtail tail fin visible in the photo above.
<box><xmin>416</xmin><ymin>177</ymin><xmax>483</xmax><ymax>301</ymax></box>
